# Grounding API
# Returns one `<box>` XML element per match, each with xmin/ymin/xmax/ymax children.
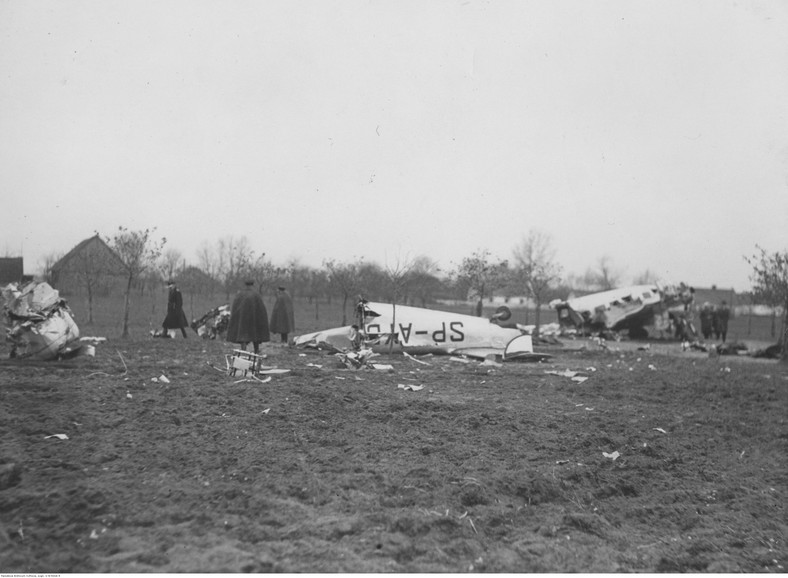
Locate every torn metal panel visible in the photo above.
<box><xmin>2</xmin><ymin>281</ymin><xmax>81</xmax><ymax>360</ymax></box>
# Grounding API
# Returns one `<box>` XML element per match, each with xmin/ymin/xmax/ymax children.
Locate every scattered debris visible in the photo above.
<box><xmin>397</xmin><ymin>383</ymin><xmax>424</xmax><ymax>391</ymax></box>
<box><xmin>545</xmin><ymin>369</ymin><xmax>579</xmax><ymax>378</ymax></box>
<box><xmin>336</xmin><ymin>348</ymin><xmax>378</xmax><ymax>369</ymax></box>
<box><xmin>80</xmin><ymin>336</ymin><xmax>107</xmax><ymax>343</ymax></box>
<box><xmin>403</xmin><ymin>351</ymin><xmax>431</xmax><ymax>366</ymax></box>
<box><xmin>225</xmin><ymin>350</ymin><xmax>266</xmax><ymax>377</ymax></box>
<box><xmin>371</xmin><ymin>363</ymin><xmax>394</xmax><ymax>371</ymax></box>
<box><xmin>545</xmin><ymin>368</ymin><xmax>591</xmax><ymax>383</ymax></box>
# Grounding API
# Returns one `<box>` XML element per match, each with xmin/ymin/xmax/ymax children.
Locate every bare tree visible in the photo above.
<box><xmin>383</xmin><ymin>254</ymin><xmax>416</xmax><ymax>353</ymax></box>
<box><xmin>451</xmin><ymin>249</ymin><xmax>508</xmax><ymax>317</ymax></box>
<box><xmin>595</xmin><ymin>255</ymin><xmax>620</xmax><ymax>291</ymax></box>
<box><xmin>513</xmin><ymin>230</ymin><xmax>562</xmax><ymax>335</ymax></box>
<box><xmin>69</xmin><ymin>244</ymin><xmax>118</xmax><ymax>325</ymax></box>
<box><xmin>746</xmin><ymin>245</ymin><xmax>788</xmax><ymax>361</ymax></box>
<box><xmin>37</xmin><ymin>251</ymin><xmax>63</xmax><ymax>282</ymax></box>
<box><xmin>632</xmin><ymin>268</ymin><xmax>659</xmax><ymax>285</ymax></box>
<box><xmin>215</xmin><ymin>236</ymin><xmax>257</xmax><ymax>299</ymax></box>
<box><xmin>409</xmin><ymin>255</ymin><xmax>442</xmax><ymax>307</ymax></box>
<box><xmin>107</xmin><ymin>227</ymin><xmax>166</xmax><ymax>337</ymax></box>
<box><xmin>158</xmin><ymin>248</ymin><xmax>184</xmax><ymax>282</ymax></box>
<box><xmin>324</xmin><ymin>258</ymin><xmax>365</xmax><ymax>325</ymax></box>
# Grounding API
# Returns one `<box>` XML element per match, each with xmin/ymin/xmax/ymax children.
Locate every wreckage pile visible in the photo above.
<box><xmin>1</xmin><ymin>280</ymin><xmax>82</xmax><ymax>360</ymax></box>
<box><xmin>191</xmin><ymin>304</ymin><xmax>231</xmax><ymax>339</ymax></box>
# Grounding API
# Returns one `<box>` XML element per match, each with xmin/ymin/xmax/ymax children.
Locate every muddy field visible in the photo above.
<box><xmin>0</xmin><ymin>330</ymin><xmax>785</xmax><ymax>573</ymax></box>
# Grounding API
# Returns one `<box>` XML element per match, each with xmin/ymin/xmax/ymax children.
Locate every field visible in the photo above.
<box><xmin>1</xmin><ymin>293</ymin><xmax>786</xmax><ymax>572</ymax></box>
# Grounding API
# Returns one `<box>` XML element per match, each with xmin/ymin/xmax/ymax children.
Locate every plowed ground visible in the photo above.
<box><xmin>1</xmin><ymin>337</ymin><xmax>786</xmax><ymax>572</ymax></box>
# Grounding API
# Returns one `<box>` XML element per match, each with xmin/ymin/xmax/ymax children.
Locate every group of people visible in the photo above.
<box><xmin>160</xmin><ymin>280</ymin><xmax>295</xmax><ymax>352</ymax></box>
<box><xmin>698</xmin><ymin>300</ymin><xmax>731</xmax><ymax>342</ymax></box>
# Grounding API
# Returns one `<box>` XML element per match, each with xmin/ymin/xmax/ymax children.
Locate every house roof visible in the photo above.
<box><xmin>52</xmin><ymin>234</ymin><xmax>127</xmax><ymax>274</ymax></box>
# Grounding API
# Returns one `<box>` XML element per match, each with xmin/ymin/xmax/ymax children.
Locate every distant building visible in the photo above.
<box><xmin>177</xmin><ymin>265</ymin><xmax>223</xmax><ymax>296</ymax></box>
<box><xmin>0</xmin><ymin>257</ymin><xmax>24</xmax><ymax>286</ymax></box>
<box><xmin>692</xmin><ymin>287</ymin><xmax>737</xmax><ymax>310</ymax></box>
<box><xmin>50</xmin><ymin>235</ymin><xmax>127</xmax><ymax>296</ymax></box>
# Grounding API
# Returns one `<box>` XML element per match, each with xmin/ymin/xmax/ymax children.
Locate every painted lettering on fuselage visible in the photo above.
<box><xmin>365</xmin><ymin>321</ymin><xmax>466</xmax><ymax>344</ymax></box>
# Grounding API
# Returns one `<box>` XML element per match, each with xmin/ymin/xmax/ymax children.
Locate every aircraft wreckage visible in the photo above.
<box><xmin>2</xmin><ymin>280</ymin><xmax>85</xmax><ymax>360</ymax></box>
<box><xmin>549</xmin><ymin>283</ymin><xmax>696</xmax><ymax>339</ymax></box>
<box><xmin>294</xmin><ymin>300</ymin><xmax>551</xmax><ymax>362</ymax></box>
<box><xmin>190</xmin><ymin>304</ymin><xmax>231</xmax><ymax>339</ymax></box>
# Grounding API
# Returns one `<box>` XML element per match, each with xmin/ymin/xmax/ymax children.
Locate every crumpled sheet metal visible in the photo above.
<box><xmin>2</xmin><ymin>281</ymin><xmax>81</xmax><ymax>360</ymax></box>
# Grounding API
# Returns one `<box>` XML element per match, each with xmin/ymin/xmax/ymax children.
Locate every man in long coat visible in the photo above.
<box><xmin>162</xmin><ymin>280</ymin><xmax>189</xmax><ymax>338</ymax></box>
<box><xmin>269</xmin><ymin>286</ymin><xmax>295</xmax><ymax>344</ymax></box>
<box><xmin>714</xmin><ymin>300</ymin><xmax>731</xmax><ymax>343</ymax></box>
<box><xmin>226</xmin><ymin>280</ymin><xmax>270</xmax><ymax>353</ymax></box>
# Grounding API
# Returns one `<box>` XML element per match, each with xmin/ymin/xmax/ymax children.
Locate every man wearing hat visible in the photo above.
<box><xmin>162</xmin><ymin>280</ymin><xmax>189</xmax><ymax>338</ymax></box>
<box><xmin>226</xmin><ymin>279</ymin><xmax>270</xmax><ymax>353</ymax></box>
<box><xmin>269</xmin><ymin>286</ymin><xmax>295</xmax><ymax>345</ymax></box>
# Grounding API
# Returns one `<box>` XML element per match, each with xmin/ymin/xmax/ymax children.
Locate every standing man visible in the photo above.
<box><xmin>716</xmin><ymin>300</ymin><xmax>731</xmax><ymax>343</ymax></box>
<box><xmin>269</xmin><ymin>286</ymin><xmax>295</xmax><ymax>345</ymax></box>
<box><xmin>162</xmin><ymin>280</ymin><xmax>189</xmax><ymax>338</ymax></box>
<box><xmin>226</xmin><ymin>280</ymin><xmax>270</xmax><ymax>353</ymax></box>
<box><xmin>699</xmin><ymin>303</ymin><xmax>713</xmax><ymax>340</ymax></box>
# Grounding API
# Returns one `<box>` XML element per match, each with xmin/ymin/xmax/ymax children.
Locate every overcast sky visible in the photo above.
<box><xmin>1</xmin><ymin>0</ymin><xmax>786</xmax><ymax>291</ymax></box>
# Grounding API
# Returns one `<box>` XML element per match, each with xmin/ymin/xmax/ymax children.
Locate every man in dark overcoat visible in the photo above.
<box><xmin>162</xmin><ymin>280</ymin><xmax>189</xmax><ymax>338</ymax></box>
<box><xmin>269</xmin><ymin>286</ymin><xmax>295</xmax><ymax>344</ymax></box>
<box><xmin>714</xmin><ymin>300</ymin><xmax>731</xmax><ymax>343</ymax></box>
<box><xmin>699</xmin><ymin>303</ymin><xmax>713</xmax><ymax>340</ymax></box>
<box><xmin>226</xmin><ymin>280</ymin><xmax>270</xmax><ymax>353</ymax></box>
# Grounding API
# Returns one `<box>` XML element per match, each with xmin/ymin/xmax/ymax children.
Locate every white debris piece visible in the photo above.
<box><xmin>602</xmin><ymin>451</ymin><xmax>620</xmax><ymax>460</ymax></box>
<box><xmin>159</xmin><ymin>375</ymin><xmax>170</xmax><ymax>384</ymax></box>
<box><xmin>44</xmin><ymin>434</ymin><xmax>69</xmax><ymax>440</ymax></box>
<box><xmin>397</xmin><ymin>384</ymin><xmax>424</xmax><ymax>391</ymax></box>
<box><xmin>403</xmin><ymin>351</ymin><xmax>431</xmax><ymax>366</ymax></box>
<box><xmin>545</xmin><ymin>369</ymin><xmax>579</xmax><ymax>378</ymax></box>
